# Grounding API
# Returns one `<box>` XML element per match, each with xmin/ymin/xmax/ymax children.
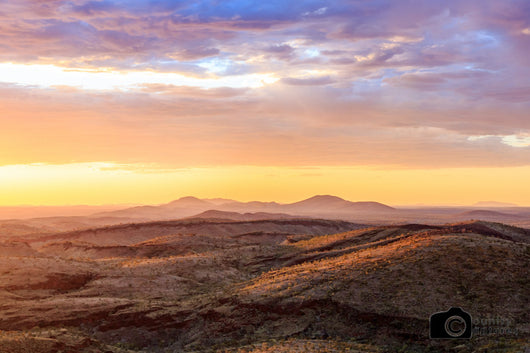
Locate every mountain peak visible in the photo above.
<box><xmin>287</xmin><ymin>195</ymin><xmax>394</xmax><ymax>212</ymax></box>
<box><xmin>165</xmin><ymin>196</ymin><xmax>212</xmax><ymax>208</ymax></box>
<box><xmin>176</xmin><ymin>196</ymin><xmax>202</xmax><ymax>202</ymax></box>
<box><xmin>288</xmin><ymin>195</ymin><xmax>351</xmax><ymax>209</ymax></box>
<box><xmin>305</xmin><ymin>195</ymin><xmax>346</xmax><ymax>202</ymax></box>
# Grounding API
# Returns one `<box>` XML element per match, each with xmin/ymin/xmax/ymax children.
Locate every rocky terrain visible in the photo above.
<box><xmin>0</xmin><ymin>218</ymin><xmax>528</xmax><ymax>352</ymax></box>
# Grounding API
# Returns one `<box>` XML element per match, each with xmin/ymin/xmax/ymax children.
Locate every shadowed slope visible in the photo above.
<box><xmin>23</xmin><ymin>218</ymin><xmax>364</xmax><ymax>246</ymax></box>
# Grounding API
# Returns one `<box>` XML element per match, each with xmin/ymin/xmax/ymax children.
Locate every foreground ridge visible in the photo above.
<box><xmin>0</xmin><ymin>220</ymin><xmax>528</xmax><ymax>352</ymax></box>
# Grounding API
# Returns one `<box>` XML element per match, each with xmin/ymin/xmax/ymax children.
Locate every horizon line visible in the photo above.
<box><xmin>0</xmin><ymin>194</ymin><xmax>525</xmax><ymax>208</ymax></box>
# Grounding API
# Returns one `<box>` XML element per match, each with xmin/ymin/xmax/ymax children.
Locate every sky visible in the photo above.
<box><xmin>0</xmin><ymin>0</ymin><xmax>529</xmax><ymax>206</ymax></box>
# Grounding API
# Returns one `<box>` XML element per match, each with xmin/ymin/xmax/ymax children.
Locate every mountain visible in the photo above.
<box><xmin>342</xmin><ymin>201</ymin><xmax>396</xmax><ymax>212</ymax></box>
<box><xmin>287</xmin><ymin>195</ymin><xmax>349</xmax><ymax>209</ymax></box>
<box><xmin>473</xmin><ymin>201</ymin><xmax>519</xmax><ymax>207</ymax></box>
<box><xmin>164</xmin><ymin>196</ymin><xmax>213</xmax><ymax>209</ymax></box>
<box><xmin>93</xmin><ymin>195</ymin><xmax>395</xmax><ymax>222</ymax></box>
<box><xmin>94</xmin><ymin>196</ymin><xmax>215</xmax><ymax>220</ymax></box>
<box><xmin>217</xmin><ymin>200</ymin><xmax>283</xmax><ymax>213</ymax></box>
<box><xmin>284</xmin><ymin>195</ymin><xmax>395</xmax><ymax>214</ymax></box>
<box><xmin>187</xmin><ymin>210</ymin><xmax>303</xmax><ymax>221</ymax></box>
<box><xmin>203</xmin><ymin>198</ymin><xmax>236</xmax><ymax>205</ymax></box>
<box><xmin>4</xmin><ymin>198</ymin><xmax>528</xmax><ymax>240</ymax></box>
<box><xmin>92</xmin><ymin>205</ymin><xmax>169</xmax><ymax>220</ymax></box>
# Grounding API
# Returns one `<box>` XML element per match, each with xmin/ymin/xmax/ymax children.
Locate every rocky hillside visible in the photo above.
<box><xmin>0</xmin><ymin>220</ymin><xmax>527</xmax><ymax>352</ymax></box>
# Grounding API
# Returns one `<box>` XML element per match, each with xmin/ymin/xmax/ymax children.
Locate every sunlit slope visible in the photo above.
<box><xmin>0</xmin><ymin>220</ymin><xmax>527</xmax><ymax>352</ymax></box>
<box><xmin>232</xmin><ymin>222</ymin><xmax>529</xmax><ymax>341</ymax></box>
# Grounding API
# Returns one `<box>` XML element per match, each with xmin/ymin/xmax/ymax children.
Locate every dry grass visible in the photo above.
<box><xmin>241</xmin><ymin>231</ymin><xmax>529</xmax><ymax>322</ymax></box>
<box><xmin>0</xmin><ymin>220</ymin><xmax>527</xmax><ymax>352</ymax></box>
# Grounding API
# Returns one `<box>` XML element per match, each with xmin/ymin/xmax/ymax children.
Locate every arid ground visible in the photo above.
<box><xmin>0</xmin><ymin>198</ymin><xmax>528</xmax><ymax>352</ymax></box>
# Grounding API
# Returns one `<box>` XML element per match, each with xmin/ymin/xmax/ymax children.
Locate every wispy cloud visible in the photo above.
<box><xmin>0</xmin><ymin>0</ymin><xmax>528</xmax><ymax>170</ymax></box>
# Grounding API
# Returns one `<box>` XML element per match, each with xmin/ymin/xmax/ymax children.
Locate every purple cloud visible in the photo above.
<box><xmin>281</xmin><ymin>76</ymin><xmax>335</xmax><ymax>86</ymax></box>
<box><xmin>0</xmin><ymin>0</ymin><xmax>528</xmax><ymax>168</ymax></box>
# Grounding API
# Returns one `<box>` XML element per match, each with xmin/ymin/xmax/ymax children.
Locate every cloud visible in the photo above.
<box><xmin>280</xmin><ymin>76</ymin><xmax>335</xmax><ymax>86</ymax></box>
<box><xmin>170</xmin><ymin>47</ymin><xmax>220</xmax><ymax>61</ymax></box>
<box><xmin>0</xmin><ymin>0</ymin><xmax>528</xmax><ymax>169</ymax></box>
<box><xmin>67</xmin><ymin>0</ymin><xmax>120</xmax><ymax>16</ymax></box>
<box><xmin>262</xmin><ymin>44</ymin><xmax>295</xmax><ymax>60</ymax></box>
<box><xmin>0</xmin><ymin>81</ymin><xmax>528</xmax><ymax>169</ymax></box>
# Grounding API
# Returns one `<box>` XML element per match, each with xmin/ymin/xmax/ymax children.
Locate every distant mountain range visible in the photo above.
<box><xmin>472</xmin><ymin>201</ymin><xmax>519</xmax><ymax>208</ymax></box>
<box><xmin>1</xmin><ymin>197</ymin><xmax>528</xmax><ymax>238</ymax></box>
<box><xmin>94</xmin><ymin>195</ymin><xmax>396</xmax><ymax>221</ymax></box>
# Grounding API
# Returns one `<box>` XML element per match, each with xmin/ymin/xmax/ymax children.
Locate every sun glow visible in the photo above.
<box><xmin>0</xmin><ymin>1</ymin><xmax>528</xmax><ymax>210</ymax></box>
<box><xmin>1</xmin><ymin>163</ymin><xmax>529</xmax><ymax>206</ymax></box>
<box><xmin>0</xmin><ymin>63</ymin><xmax>279</xmax><ymax>90</ymax></box>
<box><xmin>468</xmin><ymin>134</ymin><xmax>530</xmax><ymax>147</ymax></box>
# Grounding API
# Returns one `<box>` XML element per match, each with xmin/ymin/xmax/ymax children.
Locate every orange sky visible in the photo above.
<box><xmin>1</xmin><ymin>164</ymin><xmax>529</xmax><ymax>206</ymax></box>
<box><xmin>0</xmin><ymin>1</ymin><xmax>529</xmax><ymax>206</ymax></box>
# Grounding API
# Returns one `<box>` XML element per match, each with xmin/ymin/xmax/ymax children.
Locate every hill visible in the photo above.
<box><xmin>457</xmin><ymin>209</ymin><xmax>522</xmax><ymax>219</ymax></box>
<box><xmin>0</xmin><ymin>216</ymin><xmax>139</xmax><ymax>238</ymax></box>
<box><xmin>0</xmin><ymin>220</ymin><xmax>527</xmax><ymax>352</ymax></box>
<box><xmin>21</xmin><ymin>218</ymin><xmax>364</xmax><ymax>246</ymax></box>
<box><xmin>216</xmin><ymin>200</ymin><xmax>283</xmax><ymax>213</ymax></box>
<box><xmin>450</xmin><ymin>209</ymin><xmax>528</xmax><ymax>226</ymax></box>
<box><xmin>187</xmin><ymin>210</ymin><xmax>303</xmax><ymax>221</ymax></box>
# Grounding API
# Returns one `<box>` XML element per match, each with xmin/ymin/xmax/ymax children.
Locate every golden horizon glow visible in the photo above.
<box><xmin>1</xmin><ymin>162</ymin><xmax>529</xmax><ymax>207</ymax></box>
<box><xmin>0</xmin><ymin>62</ymin><xmax>279</xmax><ymax>90</ymax></box>
<box><xmin>1</xmin><ymin>1</ymin><xmax>528</xmax><ymax>210</ymax></box>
